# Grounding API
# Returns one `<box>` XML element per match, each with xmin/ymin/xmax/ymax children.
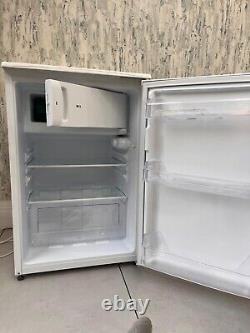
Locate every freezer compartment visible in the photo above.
<box><xmin>17</xmin><ymin>82</ymin><xmax>127</xmax><ymax>135</ymax></box>
<box><xmin>28</xmin><ymin>186</ymin><xmax>127</xmax><ymax>246</ymax></box>
<box><xmin>30</xmin><ymin>94</ymin><xmax>46</xmax><ymax>123</ymax></box>
<box><xmin>45</xmin><ymin>80</ymin><xmax>128</xmax><ymax>129</ymax></box>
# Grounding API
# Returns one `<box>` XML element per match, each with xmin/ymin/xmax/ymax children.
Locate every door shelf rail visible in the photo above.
<box><xmin>148</xmin><ymin>171</ymin><xmax>250</xmax><ymax>199</ymax></box>
<box><xmin>146</xmin><ymin>98</ymin><xmax>250</xmax><ymax>120</ymax></box>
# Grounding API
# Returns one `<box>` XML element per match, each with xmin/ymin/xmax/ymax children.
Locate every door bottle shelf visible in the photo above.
<box><xmin>149</xmin><ymin>172</ymin><xmax>250</xmax><ymax>199</ymax></box>
<box><xmin>146</xmin><ymin>98</ymin><xmax>250</xmax><ymax>120</ymax></box>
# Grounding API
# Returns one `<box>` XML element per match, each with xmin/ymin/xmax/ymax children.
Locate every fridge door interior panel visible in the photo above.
<box><xmin>45</xmin><ymin>79</ymin><xmax>127</xmax><ymax>130</ymax></box>
<box><xmin>140</xmin><ymin>75</ymin><xmax>250</xmax><ymax>298</ymax></box>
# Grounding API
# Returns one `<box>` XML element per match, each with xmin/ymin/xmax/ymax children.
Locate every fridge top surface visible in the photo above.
<box><xmin>142</xmin><ymin>72</ymin><xmax>250</xmax><ymax>88</ymax></box>
<box><xmin>3</xmin><ymin>62</ymin><xmax>249</xmax><ymax>88</ymax></box>
<box><xmin>1</xmin><ymin>62</ymin><xmax>151</xmax><ymax>80</ymax></box>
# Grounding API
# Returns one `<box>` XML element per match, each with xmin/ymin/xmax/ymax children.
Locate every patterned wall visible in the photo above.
<box><xmin>0</xmin><ymin>0</ymin><xmax>249</xmax><ymax>200</ymax></box>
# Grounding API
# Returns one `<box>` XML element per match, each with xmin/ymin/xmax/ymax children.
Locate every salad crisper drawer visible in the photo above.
<box><xmin>28</xmin><ymin>189</ymin><xmax>127</xmax><ymax>246</ymax></box>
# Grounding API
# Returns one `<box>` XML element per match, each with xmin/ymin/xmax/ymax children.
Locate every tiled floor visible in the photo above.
<box><xmin>121</xmin><ymin>263</ymin><xmax>250</xmax><ymax>333</ymax></box>
<box><xmin>1</xmin><ymin>229</ymin><xmax>250</xmax><ymax>333</ymax></box>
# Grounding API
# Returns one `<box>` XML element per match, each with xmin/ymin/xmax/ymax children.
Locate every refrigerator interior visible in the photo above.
<box><xmin>142</xmin><ymin>83</ymin><xmax>250</xmax><ymax>295</ymax></box>
<box><xmin>13</xmin><ymin>74</ymin><xmax>142</xmax><ymax>272</ymax></box>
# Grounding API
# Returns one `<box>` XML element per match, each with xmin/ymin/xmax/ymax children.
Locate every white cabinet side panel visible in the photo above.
<box><xmin>4</xmin><ymin>74</ymin><xmax>23</xmax><ymax>275</ymax></box>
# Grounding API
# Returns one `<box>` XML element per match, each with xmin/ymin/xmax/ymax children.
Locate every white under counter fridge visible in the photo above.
<box><xmin>2</xmin><ymin>62</ymin><xmax>250</xmax><ymax>298</ymax></box>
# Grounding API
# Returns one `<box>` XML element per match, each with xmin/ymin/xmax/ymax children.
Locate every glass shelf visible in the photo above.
<box><xmin>28</xmin><ymin>186</ymin><xmax>126</xmax><ymax>205</ymax></box>
<box><xmin>27</xmin><ymin>159</ymin><xmax>127</xmax><ymax>169</ymax></box>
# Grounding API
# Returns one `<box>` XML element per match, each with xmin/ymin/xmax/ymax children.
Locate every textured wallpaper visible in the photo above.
<box><xmin>0</xmin><ymin>0</ymin><xmax>249</xmax><ymax>200</ymax></box>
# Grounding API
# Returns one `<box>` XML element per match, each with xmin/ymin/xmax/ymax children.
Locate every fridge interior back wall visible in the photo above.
<box><xmin>2</xmin><ymin>62</ymin><xmax>250</xmax><ymax>298</ymax></box>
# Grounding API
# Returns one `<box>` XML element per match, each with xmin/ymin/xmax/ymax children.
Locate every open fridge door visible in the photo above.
<box><xmin>139</xmin><ymin>74</ymin><xmax>250</xmax><ymax>298</ymax></box>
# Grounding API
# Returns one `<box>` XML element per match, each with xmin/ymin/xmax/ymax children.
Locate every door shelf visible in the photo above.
<box><xmin>149</xmin><ymin>172</ymin><xmax>250</xmax><ymax>199</ymax></box>
<box><xmin>146</xmin><ymin>98</ymin><xmax>250</xmax><ymax>120</ymax></box>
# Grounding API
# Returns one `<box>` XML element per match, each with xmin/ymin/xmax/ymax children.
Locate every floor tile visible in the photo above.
<box><xmin>0</xmin><ymin>256</ymin><xmax>135</xmax><ymax>333</ymax></box>
<box><xmin>121</xmin><ymin>263</ymin><xmax>250</xmax><ymax>333</ymax></box>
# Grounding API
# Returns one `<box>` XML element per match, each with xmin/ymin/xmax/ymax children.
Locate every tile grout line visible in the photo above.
<box><xmin>118</xmin><ymin>264</ymin><xmax>139</xmax><ymax>319</ymax></box>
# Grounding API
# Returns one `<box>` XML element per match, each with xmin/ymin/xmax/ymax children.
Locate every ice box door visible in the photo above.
<box><xmin>45</xmin><ymin>79</ymin><xmax>127</xmax><ymax>129</ymax></box>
